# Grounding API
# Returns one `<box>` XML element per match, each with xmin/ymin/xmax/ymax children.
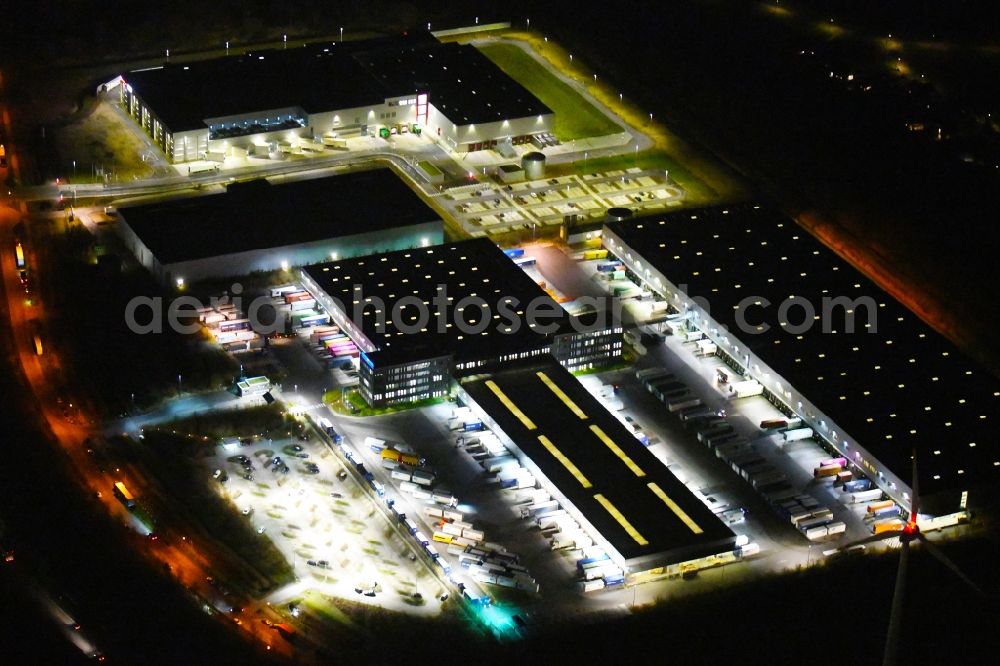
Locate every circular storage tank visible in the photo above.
<box><xmin>605</xmin><ymin>207</ymin><xmax>633</xmax><ymax>223</ymax></box>
<box><xmin>522</xmin><ymin>151</ymin><xmax>546</xmax><ymax>180</ymax></box>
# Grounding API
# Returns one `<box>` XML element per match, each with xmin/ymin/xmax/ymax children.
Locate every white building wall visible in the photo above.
<box><xmin>427</xmin><ymin>104</ymin><xmax>553</xmax><ymax>151</ymax></box>
<box><xmin>172</xmin><ymin>129</ymin><xmax>209</xmax><ymax>163</ymax></box>
<box><xmin>115</xmin><ymin>218</ymin><xmax>164</xmax><ymax>279</ymax></box>
<box><xmin>309</xmin><ymin>103</ymin><xmax>388</xmax><ymax>136</ymax></box>
<box><xmin>160</xmin><ymin>221</ymin><xmax>442</xmax><ymax>285</ymax></box>
<box><xmin>310</xmin><ymin>98</ymin><xmax>422</xmax><ymax>139</ymax></box>
<box><xmin>142</xmin><ymin>93</ymin><xmax>554</xmax><ymax>161</ymax></box>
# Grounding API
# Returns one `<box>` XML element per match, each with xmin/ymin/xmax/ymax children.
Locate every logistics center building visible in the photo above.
<box><xmin>460</xmin><ymin>357</ymin><xmax>738</xmax><ymax>580</ymax></box>
<box><xmin>602</xmin><ymin>203</ymin><xmax>1000</xmax><ymax>516</ymax></box>
<box><xmin>110</xmin><ymin>32</ymin><xmax>554</xmax><ymax>162</ymax></box>
<box><xmin>115</xmin><ymin>169</ymin><xmax>443</xmax><ymax>285</ymax></box>
<box><xmin>300</xmin><ymin>238</ymin><xmax>622</xmax><ymax>408</ymax></box>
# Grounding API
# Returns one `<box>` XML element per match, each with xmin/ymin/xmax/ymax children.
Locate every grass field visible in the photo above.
<box><xmin>323</xmin><ymin>388</ymin><xmax>446</xmax><ymax>417</ymax></box>
<box><xmin>417</xmin><ymin>160</ymin><xmax>442</xmax><ymax>177</ymax></box>
<box><xmin>476</xmin><ymin>43</ymin><xmax>621</xmax><ymax>141</ymax></box>
<box><xmin>470</xmin><ymin>32</ymin><xmax>749</xmax><ymax>203</ymax></box>
<box><xmin>553</xmin><ymin>148</ymin><xmax>720</xmax><ymax>204</ymax></box>
<box><xmin>51</xmin><ymin>98</ymin><xmax>157</xmax><ymax>183</ymax></box>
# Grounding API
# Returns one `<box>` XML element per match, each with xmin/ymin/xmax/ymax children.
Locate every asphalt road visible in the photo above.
<box><xmin>0</xmin><ymin>143</ymin><xmax>292</xmax><ymax>660</ymax></box>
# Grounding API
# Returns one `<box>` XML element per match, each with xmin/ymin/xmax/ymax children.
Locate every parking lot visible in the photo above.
<box><xmin>200</xmin><ymin>430</ymin><xmax>446</xmax><ymax>615</ymax></box>
<box><xmin>219</xmin><ymin>381</ymin><xmax>666</xmax><ymax>621</ymax></box>
<box><xmin>310</xmin><ymin>404</ymin><xmax>546</xmax><ymax>598</ymax></box>
<box><xmin>441</xmin><ymin>168</ymin><xmax>682</xmax><ymax>236</ymax></box>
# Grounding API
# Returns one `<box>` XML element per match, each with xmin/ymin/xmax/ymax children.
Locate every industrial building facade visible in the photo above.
<box><xmin>300</xmin><ymin>238</ymin><xmax>623</xmax><ymax>408</ymax></box>
<box><xmin>603</xmin><ymin>203</ymin><xmax>1000</xmax><ymax>517</ymax></box>
<box><xmin>112</xmin><ymin>33</ymin><xmax>554</xmax><ymax>162</ymax></box>
<box><xmin>116</xmin><ymin>169</ymin><xmax>443</xmax><ymax>285</ymax></box>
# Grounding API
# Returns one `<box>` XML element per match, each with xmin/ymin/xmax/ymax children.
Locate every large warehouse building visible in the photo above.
<box><xmin>116</xmin><ymin>169</ymin><xmax>443</xmax><ymax>284</ymax></box>
<box><xmin>603</xmin><ymin>203</ymin><xmax>1000</xmax><ymax>517</ymax></box>
<box><xmin>111</xmin><ymin>32</ymin><xmax>553</xmax><ymax>162</ymax></box>
<box><xmin>300</xmin><ymin>238</ymin><xmax>622</xmax><ymax>407</ymax></box>
<box><xmin>460</xmin><ymin>357</ymin><xmax>737</xmax><ymax>581</ymax></box>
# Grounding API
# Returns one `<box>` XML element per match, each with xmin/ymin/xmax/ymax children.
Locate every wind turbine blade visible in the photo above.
<box><xmin>838</xmin><ymin>531</ymin><xmax>904</xmax><ymax>552</ymax></box>
<box><xmin>882</xmin><ymin>540</ymin><xmax>909</xmax><ymax>666</ymax></box>
<box><xmin>917</xmin><ymin>534</ymin><xmax>985</xmax><ymax>597</ymax></box>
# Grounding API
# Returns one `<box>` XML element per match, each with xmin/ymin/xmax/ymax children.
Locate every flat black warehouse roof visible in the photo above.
<box><xmin>463</xmin><ymin>358</ymin><xmax>735</xmax><ymax>569</ymax></box>
<box><xmin>122</xmin><ymin>40</ymin><xmax>398</xmax><ymax>132</ymax></box>
<box><xmin>605</xmin><ymin>203</ymin><xmax>1000</xmax><ymax>495</ymax></box>
<box><xmin>119</xmin><ymin>169</ymin><xmax>438</xmax><ymax>264</ymax></box>
<box><xmin>354</xmin><ymin>42</ymin><xmax>552</xmax><ymax>125</ymax></box>
<box><xmin>302</xmin><ymin>238</ymin><xmax>576</xmax><ymax>367</ymax></box>
<box><xmin>121</xmin><ymin>33</ymin><xmax>551</xmax><ymax>132</ymax></box>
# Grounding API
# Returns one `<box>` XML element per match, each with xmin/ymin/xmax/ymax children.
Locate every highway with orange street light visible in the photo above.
<box><xmin>0</xmin><ymin>81</ymin><xmax>303</xmax><ymax>662</ymax></box>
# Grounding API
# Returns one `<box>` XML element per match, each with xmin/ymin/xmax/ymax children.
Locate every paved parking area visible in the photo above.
<box><xmin>201</xmin><ymin>433</ymin><xmax>444</xmax><ymax>615</ymax></box>
<box><xmin>317</xmin><ymin>407</ymin><xmax>538</xmax><ymax>587</ymax></box>
<box><xmin>636</xmin><ymin>332</ymin><xmax>875</xmax><ymax>546</ymax></box>
<box><xmin>440</xmin><ymin>168</ymin><xmax>682</xmax><ymax>236</ymax></box>
<box><xmin>169</xmin><ymin>132</ymin><xmax>432</xmax><ymax>176</ymax></box>
<box><xmin>304</xmin><ymin>402</ymin><xmax>627</xmax><ymax>620</ymax></box>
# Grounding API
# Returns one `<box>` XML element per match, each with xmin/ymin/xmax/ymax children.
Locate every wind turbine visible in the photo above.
<box><xmin>836</xmin><ymin>453</ymin><xmax>985</xmax><ymax>666</ymax></box>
